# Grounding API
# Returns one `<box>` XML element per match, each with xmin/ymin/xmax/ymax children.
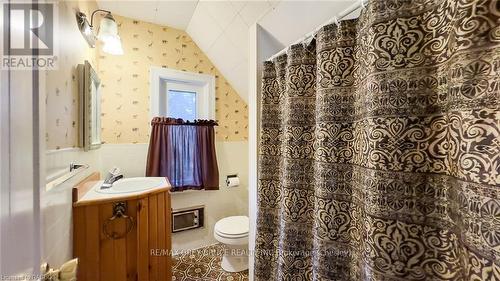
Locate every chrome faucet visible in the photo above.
<box><xmin>101</xmin><ymin>167</ymin><xmax>123</xmax><ymax>189</ymax></box>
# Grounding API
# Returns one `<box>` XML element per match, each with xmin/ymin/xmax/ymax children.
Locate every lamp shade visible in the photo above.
<box><xmin>97</xmin><ymin>13</ymin><xmax>123</xmax><ymax>55</ymax></box>
<box><xmin>102</xmin><ymin>35</ymin><xmax>124</xmax><ymax>55</ymax></box>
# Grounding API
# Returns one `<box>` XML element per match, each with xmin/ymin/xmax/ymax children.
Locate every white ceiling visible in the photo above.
<box><xmin>97</xmin><ymin>0</ymin><xmax>361</xmax><ymax>103</ymax></box>
<box><xmin>97</xmin><ymin>0</ymin><xmax>199</xmax><ymax>30</ymax></box>
<box><xmin>187</xmin><ymin>0</ymin><xmax>277</xmax><ymax>103</ymax></box>
<box><xmin>259</xmin><ymin>1</ymin><xmax>360</xmax><ymax>48</ymax></box>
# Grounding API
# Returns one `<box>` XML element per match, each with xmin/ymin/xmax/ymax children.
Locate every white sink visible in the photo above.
<box><xmin>95</xmin><ymin>177</ymin><xmax>166</xmax><ymax>194</ymax></box>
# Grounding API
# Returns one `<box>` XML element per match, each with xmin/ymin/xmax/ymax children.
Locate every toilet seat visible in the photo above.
<box><xmin>214</xmin><ymin>216</ymin><xmax>249</xmax><ymax>238</ymax></box>
<box><xmin>215</xmin><ymin>231</ymin><xmax>248</xmax><ymax>239</ymax></box>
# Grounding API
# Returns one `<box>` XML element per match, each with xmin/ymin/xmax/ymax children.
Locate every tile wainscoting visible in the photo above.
<box><xmin>43</xmin><ymin>148</ymin><xmax>101</xmax><ymax>267</ymax></box>
<box><xmin>43</xmin><ymin>140</ymin><xmax>247</xmax><ymax>268</ymax></box>
<box><xmin>99</xmin><ymin>141</ymin><xmax>249</xmax><ymax>252</ymax></box>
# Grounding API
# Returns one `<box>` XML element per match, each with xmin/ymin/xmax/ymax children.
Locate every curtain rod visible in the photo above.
<box><xmin>266</xmin><ymin>0</ymin><xmax>368</xmax><ymax>61</ymax></box>
<box><xmin>150</xmin><ymin>117</ymin><xmax>219</xmax><ymax>126</ymax></box>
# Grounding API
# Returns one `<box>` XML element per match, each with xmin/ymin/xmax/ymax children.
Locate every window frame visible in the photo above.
<box><xmin>150</xmin><ymin>67</ymin><xmax>215</xmax><ymax>120</ymax></box>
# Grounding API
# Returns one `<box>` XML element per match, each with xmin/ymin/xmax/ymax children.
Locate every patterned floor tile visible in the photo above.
<box><xmin>172</xmin><ymin>244</ymin><xmax>248</xmax><ymax>281</ymax></box>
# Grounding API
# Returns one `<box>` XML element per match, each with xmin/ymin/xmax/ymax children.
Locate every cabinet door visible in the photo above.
<box><xmin>74</xmin><ymin>200</ymin><xmax>139</xmax><ymax>281</ymax></box>
<box><xmin>74</xmin><ymin>205</ymin><xmax>100</xmax><ymax>281</ymax></box>
<box><xmin>100</xmin><ymin>200</ymin><xmax>138</xmax><ymax>281</ymax></box>
<box><xmin>137</xmin><ymin>192</ymin><xmax>172</xmax><ymax>281</ymax></box>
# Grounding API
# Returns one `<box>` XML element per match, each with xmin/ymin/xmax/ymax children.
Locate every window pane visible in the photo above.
<box><xmin>167</xmin><ymin>90</ymin><xmax>197</xmax><ymax>120</ymax></box>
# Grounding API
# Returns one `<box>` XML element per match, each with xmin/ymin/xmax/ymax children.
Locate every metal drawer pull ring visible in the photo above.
<box><xmin>103</xmin><ymin>202</ymin><xmax>135</xmax><ymax>240</ymax></box>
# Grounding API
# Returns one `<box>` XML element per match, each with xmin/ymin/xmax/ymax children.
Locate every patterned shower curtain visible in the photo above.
<box><xmin>255</xmin><ymin>0</ymin><xmax>500</xmax><ymax>280</ymax></box>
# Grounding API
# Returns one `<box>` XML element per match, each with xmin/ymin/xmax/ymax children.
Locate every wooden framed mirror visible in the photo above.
<box><xmin>78</xmin><ymin>61</ymin><xmax>101</xmax><ymax>151</ymax></box>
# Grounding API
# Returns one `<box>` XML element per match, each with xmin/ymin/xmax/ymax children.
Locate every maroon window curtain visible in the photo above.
<box><xmin>146</xmin><ymin>117</ymin><xmax>219</xmax><ymax>191</ymax></box>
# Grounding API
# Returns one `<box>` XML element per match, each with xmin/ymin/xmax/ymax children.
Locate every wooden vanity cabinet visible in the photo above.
<box><xmin>73</xmin><ymin>173</ymin><xmax>172</xmax><ymax>281</ymax></box>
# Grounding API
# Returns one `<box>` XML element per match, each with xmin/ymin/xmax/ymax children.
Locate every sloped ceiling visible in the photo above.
<box><xmin>97</xmin><ymin>0</ymin><xmax>360</xmax><ymax>103</ymax></box>
<box><xmin>187</xmin><ymin>1</ymin><xmax>277</xmax><ymax>103</ymax></box>
<box><xmin>97</xmin><ymin>0</ymin><xmax>199</xmax><ymax>30</ymax></box>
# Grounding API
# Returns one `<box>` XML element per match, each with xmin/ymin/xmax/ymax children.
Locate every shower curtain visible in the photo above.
<box><xmin>255</xmin><ymin>0</ymin><xmax>500</xmax><ymax>280</ymax></box>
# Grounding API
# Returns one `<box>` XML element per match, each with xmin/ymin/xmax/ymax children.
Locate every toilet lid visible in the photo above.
<box><xmin>215</xmin><ymin>216</ymin><xmax>249</xmax><ymax>236</ymax></box>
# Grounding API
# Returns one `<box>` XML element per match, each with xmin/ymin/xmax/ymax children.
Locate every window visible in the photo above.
<box><xmin>167</xmin><ymin>90</ymin><xmax>197</xmax><ymax>120</ymax></box>
<box><xmin>165</xmin><ymin>81</ymin><xmax>202</xmax><ymax>121</ymax></box>
<box><xmin>150</xmin><ymin>67</ymin><xmax>215</xmax><ymax>120</ymax></box>
<box><xmin>149</xmin><ymin>68</ymin><xmax>218</xmax><ymax>192</ymax></box>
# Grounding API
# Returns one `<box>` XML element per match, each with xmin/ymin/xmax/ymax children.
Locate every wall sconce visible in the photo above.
<box><xmin>76</xmin><ymin>9</ymin><xmax>124</xmax><ymax>55</ymax></box>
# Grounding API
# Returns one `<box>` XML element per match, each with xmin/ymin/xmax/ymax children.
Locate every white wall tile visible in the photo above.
<box><xmin>186</xmin><ymin>3</ymin><xmax>224</xmax><ymax>51</ymax></box>
<box><xmin>230</xmin><ymin>61</ymin><xmax>249</xmax><ymax>102</ymax></box>
<box><xmin>239</xmin><ymin>1</ymin><xmax>272</xmax><ymax>26</ymax></box>
<box><xmin>207</xmin><ymin>34</ymin><xmax>242</xmax><ymax>72</ymax></box>
<box><xmin>43</xmin><ymin>148</ymin><xmax>101</xmax><ymax>267</ymax></box>
<box><xmin>258</xmin><ymin>1</ymin><xmax>356</xmax><ymax>47</ymax></box>
<box><xmin>230</xmin><ymin>1</ymin><xmax>247</xmax><ymax>13</ymax></box>
<box><xmin>44</xmin><ymin>139</ymin><xmax>248</xmax><ymax>265</ymax></box>
<box><xmin>99</xmin><ymin>143</ymin><xmax>149</xmax><ymax>177</ymax></box>
<box><xmin>155</xmin><ymin>1</ymin><xmax>200</xmax><ymax>29</ymax></box>
<box><xmin>98</xmin><ymin>0</ymin><xmax>198</xmax><ymax>30</ymax></box>
<box><xmin>184</xmin><ymin>1</ymin><xmax>277</xmax><ymax>104</ymax></box>
<box><xmin>204</xmin><ymin>1</ymin><xmax>239</xmax><ymax>31</ymax></box>
<box><xmin>98</xmin><ymin>141</ymin><xmax>249</xmax><ymax>252</ymax></box>
<box><xmin>267</xmin><ymin>0</ymin><xmax>280</xmax><ymax>9</ymax></box>
<box><xmin>225</xmin><ymin>16</ymin><xmax>249</xmax><ymax>58</ymax></box>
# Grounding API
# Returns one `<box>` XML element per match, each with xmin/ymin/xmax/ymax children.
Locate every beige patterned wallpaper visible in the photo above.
<box><xmin>46</xmin><ymin>10</ymin><xmax>248</xmax><ymax>150</ymax></box>
<box><xmin>46</xmin><ymin>0</ymin><xmax>98</xmax><ymax>150</ymax></box>
<box><xmin>98</xmin><ymin>15</ymin><xmax>248</xmax><ymax>144</ymax></box>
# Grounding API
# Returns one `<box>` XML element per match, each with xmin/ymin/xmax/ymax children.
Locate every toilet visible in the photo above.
<box><xmin>214</xmin><ymin>216</ymin><xmax>249</xmax><ymax>272</ymax></box>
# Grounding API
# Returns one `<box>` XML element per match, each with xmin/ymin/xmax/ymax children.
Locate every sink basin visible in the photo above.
<box><xmin>95</xmin><ymin>177</ymin><xmax>166</xmax><ymax>194</ymax></box>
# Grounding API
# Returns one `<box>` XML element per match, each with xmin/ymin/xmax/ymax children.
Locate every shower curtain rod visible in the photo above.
<box><xmin>266</xmin><ymin>0</ymin><xmax>368</xmax><ymax>61</ymax></box>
